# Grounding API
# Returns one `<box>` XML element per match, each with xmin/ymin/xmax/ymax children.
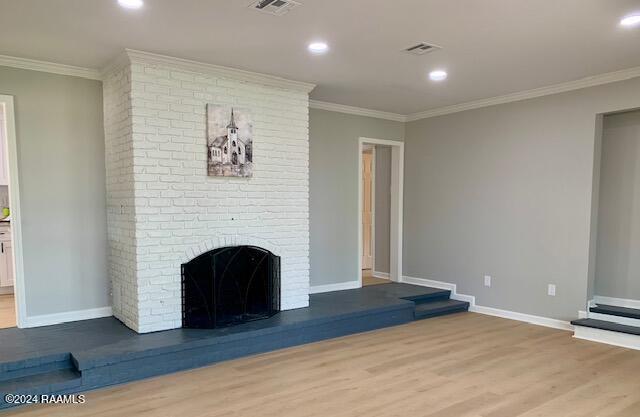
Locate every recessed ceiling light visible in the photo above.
<box><xmin>308</xmin><ymin>42</ymin><xmax>329</xmax><ymax>55</ymax></box>
<box><xmin>118</xmin><ymin>0</ymin><xmax>144</xmax><ymax>9</ymax></box>
<box><xmin>620</xmin><ymin>13</ymin><xmax>640</xmax><ymax>27</ymax></box>
<box><xmin>429</xmin><ymin>70</ymin><xmax>447</xmax><ymax>81</ymax></box>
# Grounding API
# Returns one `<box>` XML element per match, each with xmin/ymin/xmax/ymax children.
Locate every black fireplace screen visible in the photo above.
<box><xmin>182</xmin><ymin>246</ymin><xmax>280</xmax><ymax>329</ymax></box>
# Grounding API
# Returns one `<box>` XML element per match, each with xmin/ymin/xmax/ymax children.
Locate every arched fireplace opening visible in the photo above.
<box><xmin>181</xmin><ymin>246</ymin><xmax>280</xmax><ymax>329</ymax></box>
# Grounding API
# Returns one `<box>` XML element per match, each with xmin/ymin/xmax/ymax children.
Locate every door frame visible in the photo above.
<box><xmin>358</xmin><ymin>137</ymin><xmax>404</xmax><ymax>287</ymax></box>
<box><xmin>361</xmin><ymin>145</ymin><xmax>376</xmax><ymax>271</ymax></box>
<box><xmin>0</xmin><ymin>95</ymin><xmax>26</xmax><ymax>328</ymax></box>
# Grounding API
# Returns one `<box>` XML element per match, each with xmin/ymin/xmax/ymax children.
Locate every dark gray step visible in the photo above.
<box><xmin>571</xmin><ymin>318</ymin><xmax>640</xmax><ymax>336</ymax></box>
<box><xmin>0</xmin><ymin>369</ymin><xmax>82</xmax><ymax>407</ymax></box>
<box><xmin>0</xmin><ymin>354</ymin><xmax>73</xmax><ymax>382</ymax></box>
<box><xmin>402</xmin><ymin>289</ymin><xmax>451</xmax><ymax>305</ymax></box>
<box><xmin>414</xmin><ymin>299</ymin><xmax>469</xmax><ymax>320</ymax></box>
<box><xmin>590</xmin><ymin>304</ymin><xmax>640</xmax><ymax>320</ymax></box>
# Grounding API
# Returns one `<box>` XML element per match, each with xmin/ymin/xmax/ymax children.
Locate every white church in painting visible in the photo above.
<box><xmin>208</xmin><ymin>108</ymin><xmax>249</xmax><ymax>166</ymax></box>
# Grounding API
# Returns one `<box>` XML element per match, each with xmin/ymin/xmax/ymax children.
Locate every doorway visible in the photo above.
<box><xmin>358</xmin><ymin>137</ymin><xmax>404</xmax><ymax>287</ymax></box>
<box><xmin>591</xmin><ymin>109</ymin><xmax>640</xmax><ymax>306</ymax></box>
<box><xmin>0</xmin><ymin>95</ymin><xmax>24</xmax><ymax>329</ymax></box>
<box><xmin>361</xmin><ymin>146</ymin><xmax>374</xmax><ymax>271</ymax></box>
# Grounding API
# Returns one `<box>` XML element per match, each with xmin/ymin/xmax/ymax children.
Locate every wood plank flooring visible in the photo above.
<box><xmin>362</xmin><ymin>269</ymin><xmax>389</xmax><ymax>286</ymax></box>
<box><xmin>7</xmin><ymin>312</ymin><xmax>640</xmax><ymax>417</ymax></box>
<box><xmin>0</xmin><ymin>293</ymin><xmax>16</xmax><ymax>329</ymax></box>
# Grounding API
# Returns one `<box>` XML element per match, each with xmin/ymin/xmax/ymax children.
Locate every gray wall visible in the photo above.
<box><xmin>0</xmin><ymin>66</ymin><xmax>109</xmax><ymax>317</ymax></box>
<box><xmin>374</xmin><ymin>146</ymin><xmax>391</xmax><ymax>274</ymax></box>
<box><xmin>594</xmin><ymin>110</ymin><xmax>640</xmax><ymax>300</ymax></box>
<box><xmin>309</xmin><ymin>108</ymin><xmax>404</xmax><ymax>287</ymax></box>
<box><xmin>404</xmin><ymin>77</ymin><xmax>640</xmax><ymax>321</ymax></box>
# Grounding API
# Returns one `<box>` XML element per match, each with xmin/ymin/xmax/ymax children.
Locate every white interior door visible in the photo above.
<box><xmin>362</xmin><ymin>151</ymin><xmax>373</xmax><ymax>270</ymax></box>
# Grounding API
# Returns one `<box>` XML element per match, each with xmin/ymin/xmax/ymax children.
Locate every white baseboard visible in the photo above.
<box><xmin>574</xmin><ymin>325</ymin><xmax>640</xmax><ymax>351</ymax></box>
<box><xmin>469</xmin><ymin>305</ymin><xmax>573</xmax><ymax>331</ymax></box>
<box><xmin>401</xmin><ymin>275</ymin><xmax>475</xmax><ymax>304</ymax></box>
<box><xmin>401</xmin><ymin>275</ymin><xmax>456</xmax><ymax>291</ymax></box>
<box><xmin>401</xmin><ymin>275</ymin><xmax>572</xmax><ymax>331</ymax></box>
<box><xmin>309</xmin><ymin>281</ymin><xmax>360</xmax><ymax>294</ymax></box>
<box><xmin>22</xmin><ymin>306</ymin><xmax>113</xmax><ymax>328</ymax></box>
<box><xmin>372</xmin><ymin>271</ymin><xmax>390</xmax><ymax>279</ymax></box>
<box><xmin>593</xmin><ymin>295</ymin><xmax>640</xmax><ymax>310</ymax></box>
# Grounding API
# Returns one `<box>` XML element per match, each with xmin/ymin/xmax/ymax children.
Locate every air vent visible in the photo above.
<box><xmin>403</xmin><ymin>43</ymin><xmax>441</xmax><ymax>55</ymax></box>
<box><xmin>249</xmin><ymin>0</ymin><xmax>300</xmax><ymax>16</ymax></box>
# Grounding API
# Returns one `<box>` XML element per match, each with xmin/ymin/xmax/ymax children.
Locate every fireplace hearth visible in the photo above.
<box><xmin>181</xmin><ymin>246</ymin><xmax>280</xmax><ymax>329</ymax></box>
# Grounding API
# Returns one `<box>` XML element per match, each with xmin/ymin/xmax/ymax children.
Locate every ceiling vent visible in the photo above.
<box><xmin>403</xmin><ymin>43</ymin><xmax>441</xmax><ymax>55</ymax></box>
<box><xmin>249</xmin><ymin>0</ymin><xmax>300</xmax><ymax>16</ymax></box>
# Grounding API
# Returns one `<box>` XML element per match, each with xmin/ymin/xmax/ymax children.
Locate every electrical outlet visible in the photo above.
<box><xmin>484</xmin><ymin>275</ymin><xmax>492</xmax><ymax>287</ymax></box>
<box><xmin>548</xmin><ymin>284</ymin><xmax>556</xmax><ymax>296</ymax></box>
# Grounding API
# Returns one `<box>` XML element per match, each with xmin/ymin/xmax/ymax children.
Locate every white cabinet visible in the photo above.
<box><xmin>0</xmin><ymin>225</ymin><xmax>13</xmax><ymax>287</ymax></box>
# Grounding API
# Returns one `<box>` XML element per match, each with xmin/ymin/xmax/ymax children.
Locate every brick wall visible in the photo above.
<box><xmin>103</xmin><ymin>51</ymin><xmax>314</xmax><ymax>333</ymax></box>
<box><xmin>103</xmin><ymin>62</ymin><xmax>138</xmax><ymax>330</ymax></box>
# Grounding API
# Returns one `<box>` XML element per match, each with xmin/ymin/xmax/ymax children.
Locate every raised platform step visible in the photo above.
<box><xmin>590</xmin><ymin>304</ymin><xmax>640</xmax><ymax>320</ymax></box>
<box><xmin>572</xmin><ymin>318</ymin><xmax>640</xmax><ymax>351</ymax></box>
<box><xmin>0</xmin><ymin>354</ymin><xmax>73</xmax><ymax>382</ymax></box>
<box><xmin>414</xmin><ymin>299</ymin><xmax>469</xmax><ymax>320</ymax></box>
<box><xmin>401</xmin><ymin>289</ymin><xmax>451</xmax><ymax>304</ymax></box>
<box><xmin>571</xmin><ymin>318</ymin><xmax>640</xmax><ymax>336</ymax></box>
<box><xmin>1</xmin><ymin>283</ymin><xmax>453</xmax><ymax>408</ymax></box>
<box><xmin>0</xmin><ymin>369</ymin><xmax>82</xmax><ymax>407</ymax></box>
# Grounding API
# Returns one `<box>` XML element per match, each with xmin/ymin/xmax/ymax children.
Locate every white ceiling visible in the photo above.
<box><xmin>1</xmin><ymin>0</ymin><xmax>639</xmax><ymax>114</ymax></box>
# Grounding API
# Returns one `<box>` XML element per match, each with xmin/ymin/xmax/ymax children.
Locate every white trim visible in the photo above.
<box><xmin>22</xmin><ymin>306</ymin><xmax>113</xmax><ymax>328</ymax></box>
<box><xmin>593</xmin><ymin>295</ymin><xmax>640</xmax><ymax>310</ymax></box>
<box><xmin>401</xmin><ymin>275</ymin><xmax>474</xmax><ymax>304</ymax></box>
<box><xmin>358</xmin><ymin>138</ymin><xmax>404</xmax><ymax>287</ymax></box>
<box><xmin>401</xmin><ymin>275</ymin><xmax>572</xmax><ymax>331</ymax></box>
<box><xmin>372</xmin><ymin>271</ymin><xmax>390</xmax><ymax>279</ymax></box>
<box><xmin>361</xmin><ymin>146</ymin><xmax>376</xmax><ymax>271</ymax></box>
<box><xmin>573</xmin><ymin>325</ymin><xmax>640</xmax><ymax>351</ymax></box>
<box><xmin>371</xmin><ymin>146</ymin><xmax>375</xmax><ymax>273</ymax></box>
<box><xmin>402</xmin><ymin>275</ymin><xmax>455</xmax><ymax>292</ymax></box>
<box><xmin>309</xmin><ymin>100</ymin><xmax>407</xmax><ymax>122</ymax></box>
<box><xmin>312</xmin><ymin>66</ymin><xmax>640</xmax><ymax>123</ymax></box>
<box><xmin>357</xmin><ymin>141</ymin><xmax>363</xmax><ymax>287</ymax></box>
<box><xmin>1</xmin><ymin>53</ymin><xmax>639</xmax><ymax>120</ymax></box>
<box><xmin>124</xmin><ymin>49</ymin><xmax>315</xmax><ymax>93</ymax></box>
<box><xmin>470</xmin><ymin>305</ymin><xmax>573</xmax><ymax>331</ymax></box>
<box><xmin>309</xmin><ymin>281</ymin><xmax>360</xmax><ymax>294</ymax></box>
<box><xmin>0</xmin><ymin>54</ymin><xmax>101</xmax><ymax>80</ymax></box>
<box><xmin>405</xmin><ymin>66</ymin><xmax>640</xmax><ymax>121</ymax></box>
<box><xmin>0</xmin><ymin>95</ymin><xmax>26</xmax><ymax>329</ymax></box>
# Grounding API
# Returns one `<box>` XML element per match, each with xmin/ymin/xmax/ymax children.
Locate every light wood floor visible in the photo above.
<box><xmin>362</xmin><ymin>269</ymin><xmax>389</xmax><ymax>286</ymax></box>
<box><xmin>0</xmin><ymin>293</ymin><xmax>16</xmax><ymax>329</ymax></box>
<box><xmin>7</xmin><ymin>312</ymin><xmax>640</xmax><ymax>417</ymax></box>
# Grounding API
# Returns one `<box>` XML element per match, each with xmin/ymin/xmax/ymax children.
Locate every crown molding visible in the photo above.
<box><xmin>309</xmin><ymin>100</ymin><xmax>407</xmax><ymax>122</ymax></box>
<box><xmin>2</xmin><ymin>51</ymin><xmax>639</xmax><ymax>121</ymax></box>
<box><xmin>406</xmin><ymin>65</ymin><xmax>640</xmax><ymax>121</ymax></box>
<box><xmin>0</xmin><ymin>54</ymin><xmax>101</xmax><ymax>80</ymax></box>
<box><xmin>311</xmin><ymin>65</ymin><xmax>640</xmax><ymax>123</ymax></box>
<box><xmin>123</xmin><ymin>49</ymin><xmax>316</xmax><ymax>93</ymax></box>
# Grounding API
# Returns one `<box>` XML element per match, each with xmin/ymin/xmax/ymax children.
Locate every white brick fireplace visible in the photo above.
<box><xmin>102</xmin><ymin>50</ymin><xmax>314</xmax><ymax>333</ymax></box>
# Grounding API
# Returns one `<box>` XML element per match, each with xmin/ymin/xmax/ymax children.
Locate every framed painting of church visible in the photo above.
<box><xmin>206</xmin><ymin>104</ymin><xmax>254</xmax><ymax>177</ymax></box>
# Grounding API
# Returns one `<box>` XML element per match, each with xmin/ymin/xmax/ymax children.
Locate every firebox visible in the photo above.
<box><xmin>181</xmin><ymin>246</ymin><xmax>280</xmax><ymax>328</ymax></box>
